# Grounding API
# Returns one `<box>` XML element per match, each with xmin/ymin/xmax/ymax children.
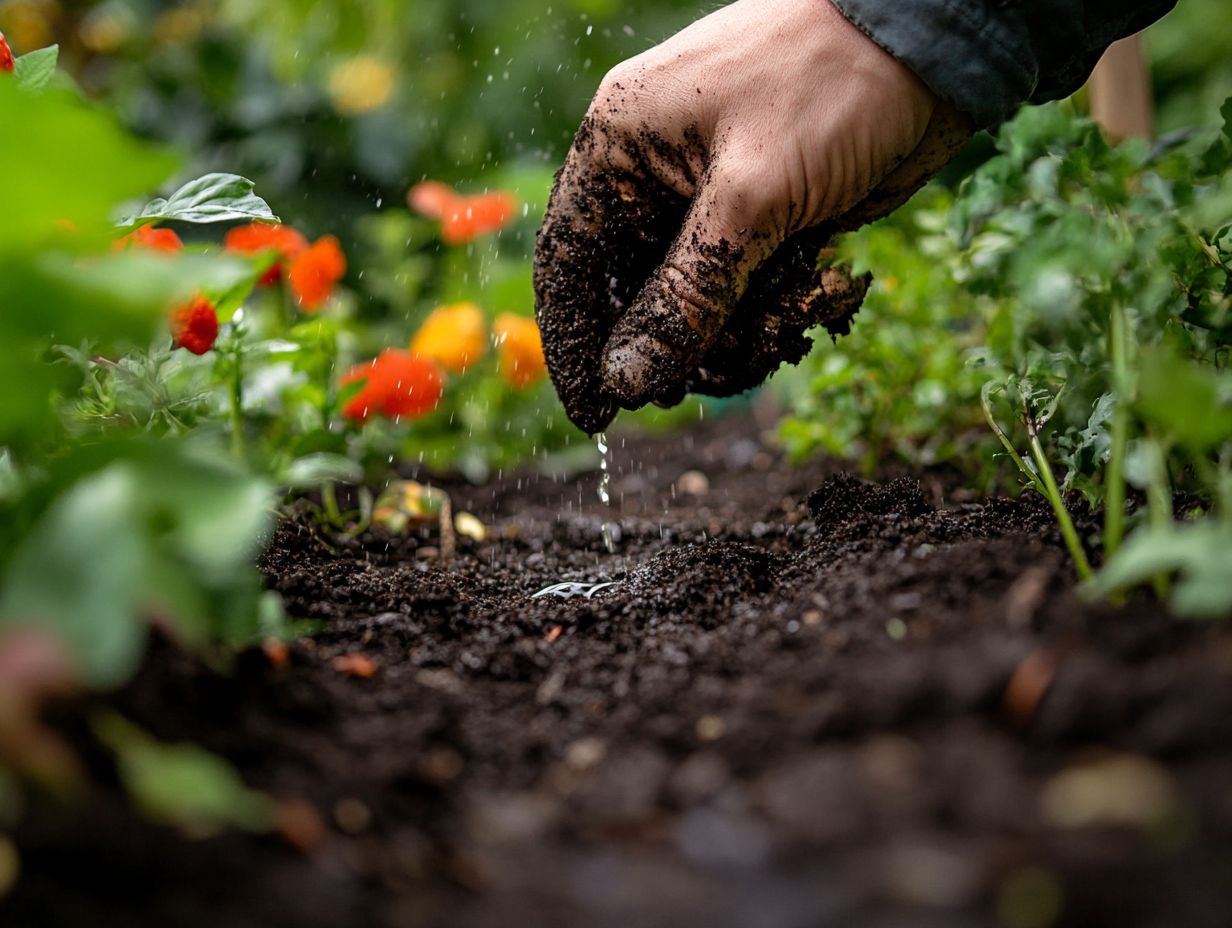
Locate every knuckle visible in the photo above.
<box><xmin>593</xmin><ymin>60</ymin><xmax>640</xmax><ymax>113</ymax></box>
<box><xmin>661</xmin><ymin>260</ymin><xmax>726</xmax><ymax>336</ymax></box>
<box><xmin>709</xmin><ymin>156</ymin><xmax>781</xmax><ymax>230</ymax></box>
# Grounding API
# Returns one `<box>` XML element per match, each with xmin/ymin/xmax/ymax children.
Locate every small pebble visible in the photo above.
<box><xmin>334</xmin><ymin>797</ymin><xmax>372</xmax><ymax>834</ymax></box>
<box><xmin>675</xmin><ymin>469</ymin><xmax>710</xmax><ymax>496</ymax></box>
<box><xmin>454</xmin><ymin>512</ymin><xmax>488</xmax><ymax>541</ymax></box>
<box><xmin>695</xmin><ymin>715</ymin><xmax>726</xmax><ymax>742</ymax></box>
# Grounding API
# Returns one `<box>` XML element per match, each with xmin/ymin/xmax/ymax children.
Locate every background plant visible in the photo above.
<box><xmin>781</xmin><ymin>98</ymin><xmax>1232</xmax><ymax>615</ymax></box>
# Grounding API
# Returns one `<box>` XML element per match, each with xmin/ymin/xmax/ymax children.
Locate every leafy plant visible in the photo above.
<box><xmin>0</xmin><ymin>45</ymin><xmax>287</xmax><ymax>867</ymax></box>
<box><xmin>785</xmin><ymin>99</ymin><xmax>1232</xmax><ymax>616</ymax></box>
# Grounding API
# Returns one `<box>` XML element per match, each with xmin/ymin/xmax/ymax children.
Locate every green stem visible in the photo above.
<box><xmin>982</xmin><ymin>386</ymin><xmax>1093</xmax><ymax>578</ymax></box>
<box><xmin>981</xmin><ymin>387</ymin><xmax>1049</xmax><ymax>498</ymax></box>
<box><xmin>1143</xmin><ymin>439</ymin><xmax>1173</xmax><ymax>599</ymax></box>
<box><xmin>321</xmin><ymin>482</ymin><xmax>342</xmax><ymax>527</ymax></box>
<box><xmin>320</xmin><ymin>328</ymin><xmax>336</xmax><ymax>432</ymax></box>
<box><xmin>1028</xmin><ymin>429</ymin><xmax>1094</xmax><ymax>581</ymax></box>
<box><xmin>229</xmin><ymin>349</ymin><xmax>246</xmax><ymax>461</ymax></box>
<box><xmin>1104</xmin><ymin>302</ymin><xmax>1130</xmax><ymax>558</ymax></box>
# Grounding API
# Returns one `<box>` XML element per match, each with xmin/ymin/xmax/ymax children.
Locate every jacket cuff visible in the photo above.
<box><xmin>828</xmin><ymin>0</ymin><xmax>1036</xmax><ymax>128</ymax></box>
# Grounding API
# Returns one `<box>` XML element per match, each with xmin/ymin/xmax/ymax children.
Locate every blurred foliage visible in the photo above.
<box><xmin>781</xmin><ymin>98</ymin><xmax>1232</xmax><ymax>615</ymax></box>
<box><xmin>1148</xmin><ymin>0</ymin><xmax>1232</xmax><ymax>134</ymax></box>
<box><xmin>0</xmin><ymin>0</ymin><xmax>697</xmax><ymax>237</ymax></box>
<box><xmin>0</xmin><ymin>48</ymin><xmax>286</xmax><ymax>875</ymax></box>
<box><xmin>774</xmin><ymin>192</ymin><xmax>1002</xmax><ymax>485</ymax></box>
<box><xmin>0</xmin><ymin>71</ymin><xmax>283</xmax><ymax>682</ymax></box>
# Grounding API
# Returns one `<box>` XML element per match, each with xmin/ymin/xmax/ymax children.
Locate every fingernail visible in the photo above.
<box><xmin>601</xmin><ymin>334</ymin><xmax>682</xmax><ymax>408</ymax></box>
<box><xmin>569</xmin><ymin>396</ymin><xmax>618</xmax><ymax>436</ymax></box>
<box><xmin>652</xmin><ymin>380</ymin><xmax>687</xmax><ymax>409</ymax></box>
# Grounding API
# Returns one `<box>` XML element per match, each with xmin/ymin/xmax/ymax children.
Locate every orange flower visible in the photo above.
<box><xmin>224</xmin><ymin>222</ymin><xmax>308</xmax><ymax>285</ymax></box>
<box><xmin>407</xmin><ymin>181</ymin><xmax>518</xmax><ymax>245</ymax></box>
<box><xmin>170</xmin><ymin>295</ymin><xmax>219</xmax><ymax>355</ymax></box>
<box><xmin>288</xmin><ymin>236</ymin><xmax>347</xmax><ymax>311</ymax></box>
<box><xmin>114</xmin><ymin>225</ymin><xmax>183</xmax><ymax>252</ymax></box>
<box><xmin>493</xmin><ymin>313</ymin><xmax>547</xmax><ymax>388</ymax></box>
<box><xmin>0</xmin><ymin>34</ymin><xmax>14</xmax><ymax>73</ymax></box>
<box><xmin>410</xmin><ymin>302</ymin><xmax>488</xmax><ymax>374</ymax></box>
<box><xmin>407</xmin><ymin>181</ymin><xmax>455</xmax><ymax>218</ymax></box>
<box><xmin>340</xmin><ymin>349</ymin><xmax>444</xmax><ymax>423</ymax></box>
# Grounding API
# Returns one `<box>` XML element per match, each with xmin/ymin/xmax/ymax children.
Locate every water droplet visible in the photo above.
<box><xmin>595</xmin><ymin>432</ymin><xmax>618</xmax><ymax>553</ymax></box>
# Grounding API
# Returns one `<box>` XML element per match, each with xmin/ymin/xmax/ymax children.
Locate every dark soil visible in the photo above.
<box><xmin>7</xmin><ymin>412</ymin><xmax>1232</xmax><ymax>928</ymax></box>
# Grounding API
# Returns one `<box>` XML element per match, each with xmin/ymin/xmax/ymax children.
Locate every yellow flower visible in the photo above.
<box><xmin>3</xmin><ymin>0</ymin><xmax>57</xmax><ymax>54</ymax></box>
<box><xmin>493</xmin><ymin>313</ymin><xmax>547</xmax><ymax>389</ymax></box>
<box><xmin>327</xmin><ymin>55</ymin><xmax>396</xmax><ymax>115</ymax></box>
<box><xmin>410</xmin><ymin>302</ymin><xmax>488</xmax><ymax>374</ymax></box>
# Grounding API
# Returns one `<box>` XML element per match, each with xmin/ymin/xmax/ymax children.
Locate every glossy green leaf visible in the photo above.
<box><xmin>120</xmin><ymin>173</ymin><xmax>279</xmax><ymax>227</ymax></box>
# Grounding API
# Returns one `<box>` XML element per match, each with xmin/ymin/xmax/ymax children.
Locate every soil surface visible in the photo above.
<box><xmin>6</xmin><ymin>412</ymin><xmax>1232</xmax><ymax>928</ymax></box>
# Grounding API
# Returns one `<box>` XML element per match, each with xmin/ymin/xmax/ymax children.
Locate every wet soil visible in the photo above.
<box><xmin>6</xmin><ymin>412</ymin><xmax>1232</xmax><ymax>928</ymax></box>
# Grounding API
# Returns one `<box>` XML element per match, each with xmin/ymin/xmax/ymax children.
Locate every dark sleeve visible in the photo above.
<box><xmin>828</xmin><ymin>0</ymin><xmax>1178</xmax><ymax>127</ymax></box>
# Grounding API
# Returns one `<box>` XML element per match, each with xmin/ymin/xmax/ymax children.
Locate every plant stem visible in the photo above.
<box><xmin>321</xmin><ymin>481</ymin><xmax>342</xmax><ymax>526</ymax></box>
<box><xmin>1143</xmin><ymin>439</ymin><xmax>1173</xmax><ymax>599</ymax></box>
<box><xmin>229</xmin><ymin>349</ymin><xmax>246</xmax><ymax>461</ymax></box>
<box><xmin>981</xmin><ymin>387</ymin><xmax>1048</xmax><ymax>497</ymax></box>
<box><xmin>1027</xmin><ymin>429</ymin><xmax>1094</xmax><ymax>580</ymax></box>
<box><xmin>982</xmin><ymin>385</ymin><xmax>1093</xmax><ymax>579</ymax></box>
<box><xmin>1104</xmin><ymin>301</ymin><xmax>1130</xmax><ymax>558</ymax></box>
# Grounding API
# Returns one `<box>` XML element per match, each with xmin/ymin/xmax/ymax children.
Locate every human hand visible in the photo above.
<box><xmin>534</xmin><ymin>0</ymin><xmax>972</xmax><ymax>434</ymax></box>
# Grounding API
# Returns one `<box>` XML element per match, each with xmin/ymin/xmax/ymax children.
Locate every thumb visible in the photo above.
<box><xmin>600</xmin><ymin>163</ymin><xmax>784</xmax><ymax>409</ymax></box>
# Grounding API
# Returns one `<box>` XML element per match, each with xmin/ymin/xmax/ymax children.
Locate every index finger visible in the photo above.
<box><xmin>534</xmin><ymin>116</ymin><xmax>686</xmax><ymax>435</ymax></box>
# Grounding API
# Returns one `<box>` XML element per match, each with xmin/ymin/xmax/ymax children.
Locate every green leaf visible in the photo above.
<box><xmin>0</xmin><ymin>467</ymin><xmax>150</xmax><ymax>685</ymax></box>
<box><xmin>0</xmin><ymin>80</ymin><xmax>179</xmax><ymax>251</ymax></box>
<box><xmin>1222</xmin><ymin>96</ymin><xmax>1232</xmax><ymax>142</ymax></box>
<box><xmin>93</xmin><ymin>712</ymin><xmax>275</xmax><ymax>835</ymax></box>
<box><xmin>13</xmin><ymin>45</ymin><xmax>59</xmax><ymax>91</ymax></box>
<box><xmin>1085</xmin><ymin>522</ymin><xmax>1232</xmax><ymax>619</ymax></box>
<box><xmin>0</xmin><ymin>440</ymin><xmax>275</xmax><ymax>685</ymax></box>
<box><xmin>121</xmin><ymin>173</ymin><xmax>279</xmax><ymax>226</ymax></box>
<box><xmin>0</xmin><ymin>251</ymin><xmax>262</xmax><ymax>447</ymax></box>
<box><xmin>1136</xmin><ymin>348</ymin><xmax>1232</xmax><ymax>452</ymax></box>
<box><xmin>278</xmin><ymin>453</ymin><xmax>363</xmax><ymax>489</ymax></box>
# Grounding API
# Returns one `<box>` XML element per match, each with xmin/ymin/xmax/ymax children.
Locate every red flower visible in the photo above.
<box><xmin>224</xmin><ymin>222</ymin><xmax>308</xmax><ymax>286</ymax></box>
<box><xmin>288</xmin><ymin>236</ymin><xmax>347</xmax><ymax>311</ymax></box>
<box><xmin>0</xmin><ymin>34</ymin><xmax>13</xmax><ymax>74</ymax></box>
<box><xmin>340</xmin><ymin>349</ymin><xmax>443</xmax><ymax>423</ymax></box>
<box><xmin>114</xmin><ymin>225</ymin><xmax>183</xmax><ymax>252</ymax></box>
<box><xmin>170</xmin><ymin>295</ymin><xmax>219</xmax><ymax>355</ymax></box>
<box><xmin>407</xmin><ymin>181</ymin><xmax>518</xmax><ymax>245</ymax></box>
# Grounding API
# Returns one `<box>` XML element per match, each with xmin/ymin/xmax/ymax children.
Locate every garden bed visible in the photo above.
<box><xmin>7</xmin><ymin>411</ymin><xmax>1232</xmax><ymax>928</ymax></box>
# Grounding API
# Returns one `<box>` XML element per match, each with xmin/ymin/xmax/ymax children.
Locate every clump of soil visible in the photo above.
<box><xmin>6</xmin><ymin>413</ymin><xmax>1232</xmax><ymax>928</ymax></box>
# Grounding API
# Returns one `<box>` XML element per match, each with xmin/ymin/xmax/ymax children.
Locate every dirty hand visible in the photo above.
<box><xmin>534</xmin><ymin>0</ymin><xmax>971</xmax><ymax>434</ymax></box>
